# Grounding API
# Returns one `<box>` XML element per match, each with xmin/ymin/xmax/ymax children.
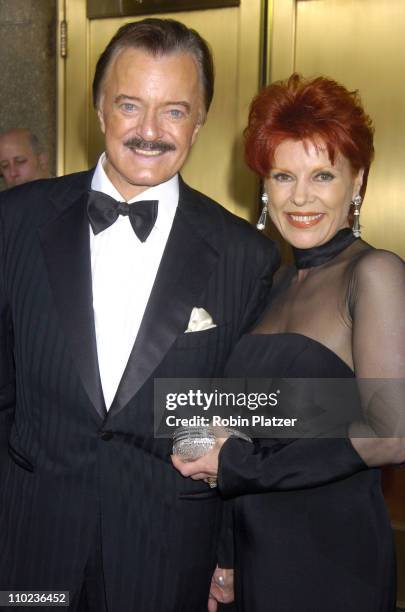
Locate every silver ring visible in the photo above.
<box><xmin>215</xmin><ymin>576</ymin><xmax>225</xmax><ymax>587</ymax></box>
<box><xmin>206</xmin><ymin>477</ymin><xmax>217</xmax><ymax>488</ymax></box>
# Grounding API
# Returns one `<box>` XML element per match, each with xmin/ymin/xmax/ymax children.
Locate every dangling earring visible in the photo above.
<box><xmin>257</xmin><ymin>192</ymin><xmax>269</xmax><ymax>230</ymax></box>
<box><xmin>352</xmin><ymin>194</ymin><xmax>362</xmax><ymax>237</ymax></box>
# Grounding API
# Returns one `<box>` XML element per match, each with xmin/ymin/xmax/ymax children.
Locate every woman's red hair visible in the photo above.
<box><xmin>245</xmin><ymin>73</ymin><xmax>374</xmax><ymax>196</ymax></box>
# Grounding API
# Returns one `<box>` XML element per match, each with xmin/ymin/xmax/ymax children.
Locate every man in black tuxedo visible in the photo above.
<box><xmin>0</xmin><ymin>18</ymin><xmax>278</xmax><ymax>612</ymax></box>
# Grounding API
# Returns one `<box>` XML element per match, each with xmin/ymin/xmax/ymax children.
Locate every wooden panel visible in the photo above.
<box><xmin>59</xmin><ymin>0</ymin><xmax>90</xmax><ymax>176</ymax></box>
<box><xmin>382</xmin><ymin>468</ymin><xmax>405</xmax><ymax>525</ymax></box>
<box><xmin>382</xmin><ymin>467</ymin><xmax>405</xmax><ymax>607</ymax></box>
<box><xmin>87</xmin><ymin>0</ymin><xmax>240</xmax><ymax>19</ymax></box>
<box><xmin>394</xmin><ymin>528</ymin><xmax>405</xmax><ymax>609</ymax></box>
<box><xmin>269</xmin><ymin>0</ymin><xmax>295</xmax><ymax>82</ymax></box>
<box><xmin>293</xmin><ymin>0</ymin><xmax>405</xmax><ymax>258</ymax></box>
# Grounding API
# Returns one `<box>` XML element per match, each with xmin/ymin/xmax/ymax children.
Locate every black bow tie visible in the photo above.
<box><xmin>87</xmin><ymin>190</ymin><xmax>158</xmax><ymax>242</ymax></box>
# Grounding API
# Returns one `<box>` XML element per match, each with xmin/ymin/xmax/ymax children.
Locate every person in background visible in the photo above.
<box><xmin>0</xmin><ymin>128</ymin><xmax>50</xmax><ymax>188</ymax></box>
<box><xmin>173</xmin><ymin>73</ymin><xmax>405</xmax><ymax>612</ymax></box>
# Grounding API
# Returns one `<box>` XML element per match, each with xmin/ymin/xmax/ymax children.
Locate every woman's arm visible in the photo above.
<box><xmin>348</xmin><ymin>249</ymin><xmax>405</xmax><ymax>465</ymax></box>
<box><xmin>173</xmin><ymin>435</ymin><xmax>368</xmax><ymax>497</ymax></box>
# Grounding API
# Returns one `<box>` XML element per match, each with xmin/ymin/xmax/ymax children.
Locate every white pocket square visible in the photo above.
<box><xmin>185</xmin><ymin>307</ymin><xmax>217</xmax><ymax>333</ymax></box>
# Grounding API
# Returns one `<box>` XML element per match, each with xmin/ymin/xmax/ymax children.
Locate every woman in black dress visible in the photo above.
<box><xmin>173</xmin><ymin>74</ymin><xmax>405</xmax><ymax>611</ymax></box>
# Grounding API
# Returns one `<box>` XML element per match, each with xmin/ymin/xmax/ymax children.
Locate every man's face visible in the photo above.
<box><xmin>0</xmin><ymin>130</ymin><xmax>48</xmax><ymax>188</ymax></box>
<box><xmin>97</xmin><ymin>48</ymin><xmax>204</xmax><ymax>200</ymax></box>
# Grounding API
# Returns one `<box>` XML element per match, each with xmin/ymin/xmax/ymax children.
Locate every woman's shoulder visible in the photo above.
<box><xmin>351</xmin><ymin>243</ymin><xmax>404</xmax><ymax>281</ymax></box>
<box><xmin>347</xmin><ymin>243</ymin><xmax>405</xmax><ymax>311</ymax></box>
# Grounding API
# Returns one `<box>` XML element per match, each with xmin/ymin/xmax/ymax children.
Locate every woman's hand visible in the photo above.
<box><xmin>171</xmin><ymin>437</ymin><xmax>228</xmax><ymax>482</ymax></box>
<box><xmin>208</xmin><ymin>567</ymin><xmax>234</xmax><ymax>611</ymax></box>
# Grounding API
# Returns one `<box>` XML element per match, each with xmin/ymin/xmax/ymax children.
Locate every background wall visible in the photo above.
<box><xmin>0</xmin><ymin>0</ymin><xmax>57</xmax><ymax>189</ymax></box>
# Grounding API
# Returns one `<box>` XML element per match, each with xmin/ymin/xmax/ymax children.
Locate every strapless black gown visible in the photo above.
<box><xmin>221</xmin><ymin>332</ymin><xmax>396</xmax><ymax>611</ymax></box>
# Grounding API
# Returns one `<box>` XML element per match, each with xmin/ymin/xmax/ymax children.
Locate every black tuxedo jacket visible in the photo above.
<box><xmin>0</xmin><ymin>171</ymin><xmax>279</xmax><ymax>611</ymax></box>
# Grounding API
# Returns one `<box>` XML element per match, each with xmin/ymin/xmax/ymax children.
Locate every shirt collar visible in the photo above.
<box><xmin>91</xmin><ymin>152</ymin><xmax>179</xmax><ymax>232</ymax></box>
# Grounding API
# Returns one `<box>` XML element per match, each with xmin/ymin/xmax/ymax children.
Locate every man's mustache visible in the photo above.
<box><xmin>124</xmin><ymin>137</ymin><xmax>176</xmax><ymax>153</ymax></box>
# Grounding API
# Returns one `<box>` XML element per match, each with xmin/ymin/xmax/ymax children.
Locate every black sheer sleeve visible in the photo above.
<box><xmin>349</xmin><ymin>250</ymin><xmax>405</xmax><ymax>465</ymax></box>
<box><xmin>218</xmin><ymin>437</ymin><xmax>366</xmax><ymax>497</ymax></box>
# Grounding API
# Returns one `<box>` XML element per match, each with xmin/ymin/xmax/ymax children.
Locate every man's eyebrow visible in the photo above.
<box><xmin>114</xmin><ymin>94</ymin><xmax>141</xmax><ymax>103</ymax></box>
<box><xmin>163</xmin><ymin>101</ymin><xmax>191</xmax><ymax>110</ymax></box>
<box><xmin>113</xmin><ymin>94</ymin><xmax>191</xmax><ymax>112</ymax></box>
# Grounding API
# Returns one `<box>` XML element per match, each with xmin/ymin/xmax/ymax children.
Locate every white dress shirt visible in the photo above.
<box><xmin>90</xmin><ymin>153</ymin><xmax>179</xmax><ymax>409</ymax></box>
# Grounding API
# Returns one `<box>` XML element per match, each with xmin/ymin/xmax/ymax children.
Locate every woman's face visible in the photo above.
<box><xmin>264</xmin><ymin>139</ymin><xmax>364</xmax><ymax>249</ymax></box>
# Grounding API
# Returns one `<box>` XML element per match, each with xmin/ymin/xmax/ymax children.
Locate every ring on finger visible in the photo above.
<box><xmin>205</xmin><ymin>477</ymin><xmax>217</xmax><ymax>488</ymax></box>
<box><xmin>215</xmin><ymin>575</ymin><xmax>225</xmax><ymax>587</ymax></box>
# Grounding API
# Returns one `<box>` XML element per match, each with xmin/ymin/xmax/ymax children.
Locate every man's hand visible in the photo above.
<box><xmin>208</xmin><ymin>566</ymin><xmax>234</xmax><ymax>611</ymax></box>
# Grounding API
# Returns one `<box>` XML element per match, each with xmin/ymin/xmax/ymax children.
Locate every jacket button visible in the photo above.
<box><xmin>99</xmin><ymin>430</ymin><xmax>114</xmax><ymax>441</ymax></box>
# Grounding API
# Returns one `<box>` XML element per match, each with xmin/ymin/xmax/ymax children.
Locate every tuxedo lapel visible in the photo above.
<box><xmin>39</xmin><ymin>182</ymin><xmax>106</xmax><ymax>419</ymax></box>
<box><xmin>108</xmin><ymin>181</ymin><xmax>219</xmax><ymax>417</ymax></box>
